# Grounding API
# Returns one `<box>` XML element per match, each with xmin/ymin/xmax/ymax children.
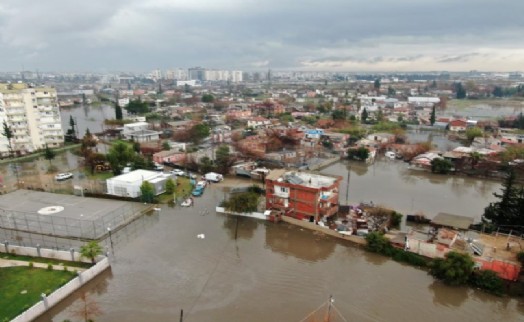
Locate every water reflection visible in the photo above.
<box><xmin>361</xmin><ymin>251</ymin><xmax>389</xmax><ymax>266</ymax></box>
<box><xmin>264</xmin><ymin>223</ymin><xmax>335</xmax><ymax>262</ymax></box>
<box><xmin>34</xmin><ymin>269</ymin><xmax>113</xmax><ymax>322</ymax></box>
<box><xmin>222</xmin><ymin>216</ymin><xmax>258</xmax><ymax>241</ymax></box>
<box><xmin>428</xmin><ymin>281</ymin><xmax>469</xmax><ymax>307</ymax></box>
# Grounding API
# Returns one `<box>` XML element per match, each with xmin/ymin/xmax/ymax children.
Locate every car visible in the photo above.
<box><xmin>196</xmin><ymin>180</ymin><xmax>207</xmax><ymax>188</ymax></box>
<box><xmin>153</xmin><ymin>163</ymin><xmax>164</xmax><ymax>171</ymax></box>
<box><xmin>55</xmin><ymin>172</ymin><xmax>73</xmax><ymax>181</ymax></box>
<box><xmin>170</xmin><ymin>169</ymin><xmax>185</xmax><ymax>176</ymax></box>
<box><xmin>192</xmin><ymin>186</ymin><xmax>205</xmax><ymax>197</ymax></box>
<box><xmin>204</xmin><ymin>172</ymin><xmax>223</xmax><ymax>183</ymax></box>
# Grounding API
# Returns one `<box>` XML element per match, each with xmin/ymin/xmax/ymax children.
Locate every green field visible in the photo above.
<box><xmin>0</xmin><ymin>267</ymin><xmax>76</xmax><ymax>321</ymax></box>
<box><xmin>1</xmin><ymin>253</ymin><xmax>91</xmax><ymax>269</ymax></box>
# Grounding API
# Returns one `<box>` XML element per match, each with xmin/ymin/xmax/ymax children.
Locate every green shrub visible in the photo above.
<box><xmin>365</xmin><ymin>231</ymin><xmax>392</xmax><ymax>254</ymax></box>
<box><xmin>28</xmin><ymin>261</ymin><xmax>34</xmax><ymax>268</ymax></box>
<box><xmin>390</xmin><ymin>212</ymin><xmax>403</xmax><ymax>229</ymax></box>
<box><xmin>47</xmin><ymin>263</ymin><xmax>53</xmax><ymax>270</ymax></box>
<box><xmin>517</xmin><ymin>251</ymin><xmax>524</xmax><ymax>266</ymax></box>
<box><xmin>471</xmin><ymin>270</ymin><xmax>504</xmax><ymax>296</ymax></box>
<box><xmin>429</xmin><ymin>251</ymin><xmax>474</xmax><ymax>286</ymax></box>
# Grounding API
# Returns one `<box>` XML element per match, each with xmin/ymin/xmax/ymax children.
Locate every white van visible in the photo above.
<box><xmin>204</xmin><ymin>172</ymin><xmax>223</xmax><ymax>183</ymax></box>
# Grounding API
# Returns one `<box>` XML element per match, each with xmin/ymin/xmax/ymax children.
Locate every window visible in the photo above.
<box><xmin>280</xmin><ymin>187</ymin><xmax>288</xmax><ymax>193</ymax></box>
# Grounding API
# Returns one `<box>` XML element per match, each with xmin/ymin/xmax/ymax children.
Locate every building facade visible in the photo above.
<box><xmin>0</xmin><ymin>83</ymin><xmax>64</xmax><ymax>156</ymax></box>
<box><xmin>265</xmin><ymin>169</ymin><xmax>342</xmax><ymax>222</ymax></box>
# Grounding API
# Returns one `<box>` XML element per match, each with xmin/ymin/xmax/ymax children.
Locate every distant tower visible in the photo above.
<box><xmin>267</xmin><ymin>68</ymin><xmax>272</xmax><ymax>93</ymax></box>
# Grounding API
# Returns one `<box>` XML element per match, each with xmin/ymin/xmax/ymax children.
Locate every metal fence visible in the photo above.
<box><xmin>0</xmin><ymin>202</ymin><xmax>146</xmax><ymax>241</ymax></box>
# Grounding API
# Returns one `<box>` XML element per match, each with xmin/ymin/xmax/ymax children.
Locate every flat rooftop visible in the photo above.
<box><xmin>266</xmin><ymin>169</ymin><xmax>340</xmax><ymax>189</ymax></box>
<box><xmin>0</xmin><ymin>190</ymin><xmax>133</xmax><ymax>222</ymax></box>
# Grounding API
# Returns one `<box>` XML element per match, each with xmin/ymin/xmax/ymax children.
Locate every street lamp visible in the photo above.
<box><xmin>107</xmin><ymin>227</ymin><xmax>114</xmax><ymax>254</ymax></box>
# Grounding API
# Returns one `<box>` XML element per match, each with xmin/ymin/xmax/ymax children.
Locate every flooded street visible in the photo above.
<box><xmin>33</xmin><ymin>185</ymin><xmax>523</xmax><ymax>322</ymax></box>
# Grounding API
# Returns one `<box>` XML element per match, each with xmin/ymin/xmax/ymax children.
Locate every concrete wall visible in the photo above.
<box><xmin>215</xmin><ymin>207</ymin><xmax>268</xmax><ymax>221</ymax></box>
<box><xmin>2</xmin><ymin>244</ymin><xmax>93</xmax><ymax>263</ymax></box>
<box><xmin>281</xmin><ymin>216</ymin><xmax>366</xmax><ymax>246</ymax></box>
<box><xmin>10</xmin><ymin>257</ymin><xmax>111</xmax><ymax>322</ymax></box>
<box><xmin>308</xmin><ymin>156</ymin><xmax>340</xmax><ymax>171</ymax></box>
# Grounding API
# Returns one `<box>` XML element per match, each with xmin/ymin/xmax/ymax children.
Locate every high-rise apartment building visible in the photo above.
<box><xmin>0</xmin><ymin>83</ymin><xmax>64</xmax><ymax>156</ymax></box>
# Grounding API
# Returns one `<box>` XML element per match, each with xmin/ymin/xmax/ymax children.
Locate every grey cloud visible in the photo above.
<box><xmin>0</xmin><ymin>0</ymin><xmax>523</xmax><ymax>71</ymax></box>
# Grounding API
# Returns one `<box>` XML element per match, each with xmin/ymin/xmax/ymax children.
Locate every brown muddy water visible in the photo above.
<box><xmin>33</xmin><ymin>180</ymin><xmax>523</xmax><ymax>322</ymax></box>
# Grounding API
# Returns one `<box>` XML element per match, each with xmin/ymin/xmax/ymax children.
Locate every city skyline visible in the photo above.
<box><xmin>0</xmin><ymin>0</ymin><xmax>523</xmax><ymax>73</ymax></box>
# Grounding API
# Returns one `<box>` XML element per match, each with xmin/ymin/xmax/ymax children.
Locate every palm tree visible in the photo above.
<box><xmin>80</xmin><ymin>241</ymin><xmax>103</xmax><ymax>264</ymax></box>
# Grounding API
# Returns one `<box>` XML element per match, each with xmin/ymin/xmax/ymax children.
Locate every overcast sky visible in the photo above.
<box><xmin>1</xmin><ymin>0</ymin><xmax>523</xmax><ymax>73</ymax></box>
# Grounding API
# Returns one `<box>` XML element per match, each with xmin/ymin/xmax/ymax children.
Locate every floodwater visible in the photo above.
<box><xmin>60</xmin><ymin>104</ymin><xmax>115</xmax><ymax>135</ymax></box>
<box><xmin>33</xmin><ymin>185</ymin><xmax>523</xmax><ymax>322</ymax></box>
<box><xmin>323</xmin><ymin>159</ymin><xmax>502</xmax><ymax>222</ymax></box>
<box><xmin>5</xmin><ymin>105</ymin><xmax>520</xmax><ymax>321</ymax></box>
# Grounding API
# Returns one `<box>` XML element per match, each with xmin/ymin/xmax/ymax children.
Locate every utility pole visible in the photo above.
<box><xmin>345</xmin><ymin>166</ymin><xmax>350</xmax><ymax>204</ymax></box>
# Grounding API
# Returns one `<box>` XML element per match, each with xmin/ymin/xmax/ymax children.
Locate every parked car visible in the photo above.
<box><xmin>196</xmin><ymin>180</ymin><xmax>207</xmax><ymax>189</ymax></box>
<box><xmin>153</xmin><ymin>162</ymin><xmax>164</xmax><ymax>171</ymax></box>
<box><xmin>170</xmin><ymin>169</ymin><xmax>185</xmax><ymax>176</ymax></box>
<box><xmin>204</xmin><ymin>172</ymin><xmax>223</xmax><ymax>183</ymax></box>
<box><xmin>55</xmin><ymin>172</ymin><xmax>73</xmax><ymax>181</ymax></box>
<box><xmin>192</xmin><ymin>186</ymin><xmax>205</xmax><ymax>197</ymax></box>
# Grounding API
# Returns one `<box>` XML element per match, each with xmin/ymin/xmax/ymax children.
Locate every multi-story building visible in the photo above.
<box><xmin>265</xmin><ymin>169</ymin><xmax>342</xmax><ymax>222</ymax></box>
<box><xmin>0</xmin><ymin>83</ymin><xmax>64</xmax><ymax>156</ymax></box>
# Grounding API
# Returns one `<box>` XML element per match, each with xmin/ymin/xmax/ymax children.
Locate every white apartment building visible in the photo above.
<box><xmin>0</xmin><ymin>83</ymin><xmax>64</xmax><ymax>156</ymax></box>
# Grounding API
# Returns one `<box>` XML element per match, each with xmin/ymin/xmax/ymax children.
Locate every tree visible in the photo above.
<box><xmin>374</xmin><ymin>78</ymin><xmax>381</xmax><ymax>92</ymax></box>
<box><xmin>387</xmin><ymin>86</ymin><xmax>396</xmax><ymax>97</ymax></box>
<box><xmin>429</xmin><ymin>251</ymin><xmax>474</xmax><ymax>286</ymax></box>
<box><xmin>347</xmin><ymin>147</ymin><xmax>370</xmax><ymax>161</ymax></box>
<box><xmin>365</xmin><ymin>232</ymin><xmax>391</xmax><ymax>254</ymax></box>
<box><xmin>162</xmin><ymin>141</ymin><xmax>171</xmax><ymax>151</ymax></box>
<box><xmin>140</xmin><ymin>181</ymin><xmax>155</xmax><ymax>203</ymax></box>
<box><xmin>222</xmin><ymin>192</ymin><xmax>260</xmax><ymax>213</ymax></box>
<box><xmin>455</xmin><ymin>82</ymin><xmax>467</xmax><ymax>99</ymax></box>
<box><xmin>189</xmin><ymin>124</ymin><xmax>210</xmax><ymax>145</ymax></box>
<box><xmin>2</xmin><ymin>120</ymin><xmax>14</xmax><ymax>157</ymax></box>
<box><xmin>43</xmin><ymin>144</ymin><xmax>56</xmax><ymax>166</ymax></box>
<box><xmin>126</xmin><ymin>99</ymin><xmax>150</xmax><ymax>114</ymax></box>
<box><xmin>492</xmin><ymin>86</ymin><xmax>504</xmax><ymax>98</ymax></box>
<box><xmin>482</xmin><ymin>170</ymin><xmax>524</xmax><ymax>228</ymax></box>
<box><xmin>165</xmin><ymin>178</ymin><xmax>175</xmax><ymax>195</ymax></box>
<box><xmin>80</xmin><ymin>241</ymin><xmax>103</xmax><ymax>264</ymax></box>
<box><xmin>69</xmin><ymin>116</ymin><xmax>77</xmax><ymax>140</ymax></box>
<box><xmin>332</xmin><ymin>109</ymin><xmax>346</xmax><ymax>120</ymax></box>
<box><xmin>107</xmin><ymin>141</ymin><xmax>135</xmax><ymax>175</ymax></box>
<box><xmin>431</xmin><ymin>158</ymin><xmax>453</xmax><ymax>174</ymax></box>
<box><xmin>115</xmin><ymin>102</ymin><xmax>123</xmax><ymax>120</ymax></box>
<box><xmin>430</xmin><ymin>106</ymin><xmax>436</xmax><ymax>126</ymax></box>
<box><xmin>361</xmin><ymin>108</ymin><xmax>369</xmax><ymax>124</ymax></box>
<box><xmin>465</xmin><ymin>127</ymin><xmax>483</xmax><ymax>143</ymax></box>
<box><xmin>202</xmin><ymin>93</ymin><xmax>215</xmax><ymax>103</ymax></box>
<box><xmin>215</xmin><ymin>145</ymin><xmax>232</xmax><ymax>174</ymax></box>
<box><xmin>199</xmin><ymin>156</ymin><xmax>214</xmax><ymax>174</ymax></box>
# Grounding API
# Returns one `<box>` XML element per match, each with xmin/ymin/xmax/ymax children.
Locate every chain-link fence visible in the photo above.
<box><xmin>0</xmin><ymin>202</ymin><xmax>147</xmax><ymax>240</ymax></box>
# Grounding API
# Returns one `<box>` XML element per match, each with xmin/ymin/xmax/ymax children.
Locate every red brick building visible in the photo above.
<box><xmin>265</xmin><ymin>169</ymin><xmax>342</xmax><ymax>222</ymax></box>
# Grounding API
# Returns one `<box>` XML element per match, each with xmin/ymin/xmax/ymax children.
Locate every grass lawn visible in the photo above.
<box><xmin>0</xmin><ymin>253</ymin><xmax>91</xmax><ymax>269</ymax></box>
<box><xmin>176</xmin><ymin>177</ymin><xmax>194</xmax><ymax>199</ymax></box>
<box><xmin>156</xmin><ymin>177</ymin><xmax>194</xmax><ymax>204</ymax></box>
<box><xmin>84</xmin><ymin>171</ymin><xmax>114</xmax><ymax>180</ymax></box>
<box><xmin>0</xmin><ymin>267</ymin><xmax>76</xmax><ymax>321</ymax></box>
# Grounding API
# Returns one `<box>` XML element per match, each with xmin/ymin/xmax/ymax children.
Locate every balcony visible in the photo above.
<box><xmin>6</xmin><ymin>109</ymin><xmax>26</xmax><ymax>115</ymax></box>
<box><xmin>319</xmin><ymin>204</ymin><xmax>339</xmax><ymax>217</ymax></box>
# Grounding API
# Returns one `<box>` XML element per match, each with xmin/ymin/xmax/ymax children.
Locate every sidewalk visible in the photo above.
<box><xmin>0</xmin><ymin>258</ymin><xmax>86</xmax><ymax>272</ymax></box>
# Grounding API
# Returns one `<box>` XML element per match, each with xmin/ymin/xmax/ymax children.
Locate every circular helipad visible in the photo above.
<box><xmin>37</xmin><ymin>206</ymin><xmax>65</xmax><ymax>215</ymax></box>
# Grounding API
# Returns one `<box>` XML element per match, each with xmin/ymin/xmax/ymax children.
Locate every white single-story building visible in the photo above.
<box><xmin>106</xmin><ymin>169</ymin><xmax>175</xmax><ymax>198</ymax></box>
<box><xmin>122</xmin><ymin>122</ymin><xmax>161</xmax><ymax>142</ymax></box>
